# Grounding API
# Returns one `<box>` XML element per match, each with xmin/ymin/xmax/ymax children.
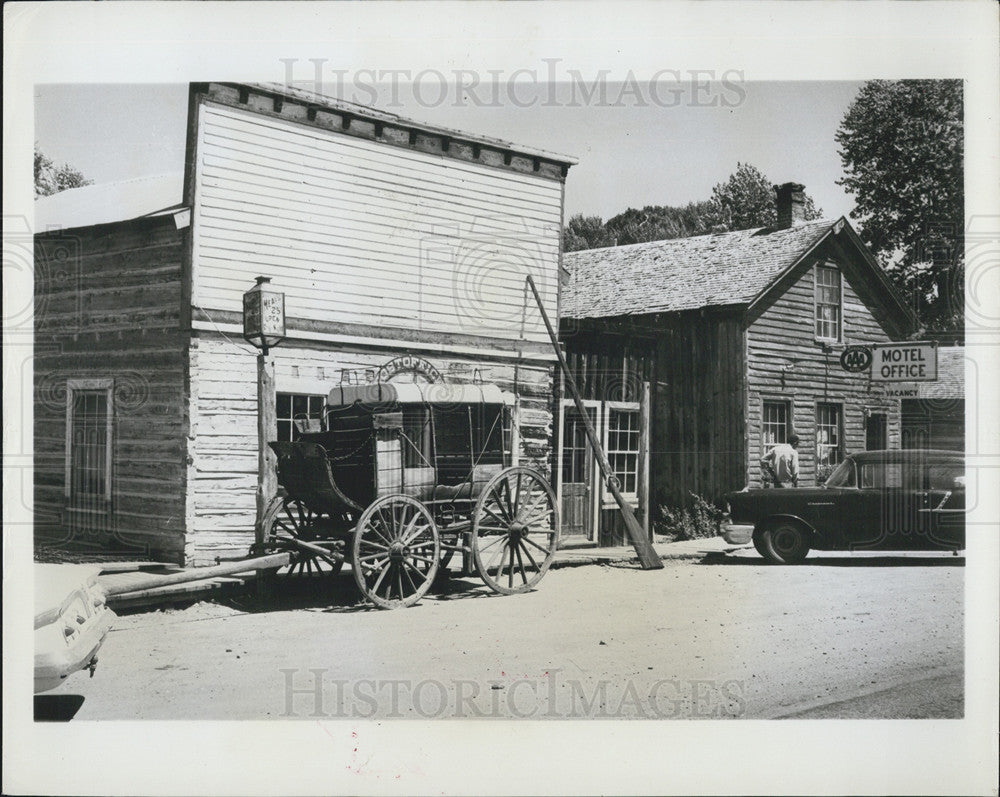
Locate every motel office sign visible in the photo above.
<box><xmin>840</xmin><ymin>342</ymin><xmax>938</xmax><ymax>382</ymax></box>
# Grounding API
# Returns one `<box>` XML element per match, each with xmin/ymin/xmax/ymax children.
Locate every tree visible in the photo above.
<box><xmin>835</xmin><ymin>80</ymin><xmax>964</xmax><ymax>333</ymax></box>
<box><xmin>703</xmin><ymin>162</ymin><xmax>822</xmax><ymax>232</ymax></box>
<box><xmin>34</xmin><ymin>146</ymin><xmax>91</xmax><ymax>198</ymax></box>
<box><xmin>563</xmin><ymin>214</ymin><xmax>618</xmax><ymax>252</ymax></box>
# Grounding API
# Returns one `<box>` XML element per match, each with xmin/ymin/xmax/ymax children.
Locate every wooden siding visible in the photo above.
<box><xmin>746</xmin><ymin>246</ymin><xmax>901</xmax><ymax>488</ymax></box>
<box><xmin>190</xmin><ymin>100</ymin><xmax>563</xmax><ymax>347</ymax></box>
<box><xmin>559</xmin><ymin>327</ymin><xmax>657</xmax><ymax>546</ymax></box>
<box><xmin>651</xmin><ymin>312</ymin><xmax>747</xmax><ymax>510</ymax></box>
<box><xmin>185</xmin><ymin>333</ymin><xmax>554</xmax><ymax>564</ymax></box>
<box><xmin>34</xmin><ymin>219</ymin><xmax>188</xmax><ymax>561</ymax></box>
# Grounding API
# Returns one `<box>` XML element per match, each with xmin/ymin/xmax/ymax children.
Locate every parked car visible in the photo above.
<box><xmin>34</xmin><ymin>564</ymin><xmax>116</xmax><ymax>693</ymax></box>
<box><xmin>724</xmin><ymin>449</ymin><xmax>965</xmax><ymax>564</ymax></box>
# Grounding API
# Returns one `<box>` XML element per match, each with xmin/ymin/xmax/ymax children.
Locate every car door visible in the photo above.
<box><xmin>921</xmin><ymin>461</ymin><xmax>966</xmax><ymax>550</ymax></box>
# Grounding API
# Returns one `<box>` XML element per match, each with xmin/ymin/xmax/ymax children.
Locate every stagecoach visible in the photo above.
<box><xmin>251</xmin><ymin>381</ymin><xmax>560</xmax><ymax>608</ymax></box>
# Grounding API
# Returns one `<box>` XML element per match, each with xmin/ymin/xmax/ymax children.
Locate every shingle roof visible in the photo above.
<box><xmin>34</xmin><ymin>172</ymin><xmax>184</xmax><ymax>232</ymax></box>
<box><xmin>561</xmin><ymin>219</ymin><xmax>836</xmax><ymax>319</ymax></box>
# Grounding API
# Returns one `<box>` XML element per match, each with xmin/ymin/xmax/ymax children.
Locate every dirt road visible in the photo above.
<box><xmin>40</xmin><ymin>550</ymin><xmax>963</xmax><ymax>720</ymax></box>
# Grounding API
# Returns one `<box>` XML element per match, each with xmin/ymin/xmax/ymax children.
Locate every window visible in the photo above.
<box><xmin>762</xmin><ymin>400</ymin><xmax>791</xmax><ymax>451</ymax></box>
<box><xmin>814</xmin><ymin>264</ymin><xmax>842</xmax><ymax>340</ymax></box>
<box><xmin>606</xmin><ymin>407</ymin><xmax>640</xmax><ymax>496</ymax></box>
<box><xmin>816</xmin><ymin>402</ymin><xmax>843</xmax><ymax>468</ymax></box>
<box><xmin>401</xmin><ymin>407</ymin><xmax>434</xmax><ymax>469</ymax></box>
<box><xmin>68</xmin><ymin>387</ymin><xmax>112</xmax><ymax>501</ymax></box>
<box><xmin>65</xmin><ymin>380</ymin><xmax>115</xmax><ymax>538</ymax></box>
<box><xmin>277</xmin><ymin>393</ymin><xmax>326</xmax><ymax>442</ymax></box>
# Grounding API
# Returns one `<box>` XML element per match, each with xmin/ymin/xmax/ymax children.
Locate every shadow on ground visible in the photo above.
<box><xmin>698</xmin><ymin>551</ymin><xmax>965</xmax><ymax>568</ymax></box>
<box><xmin>218</xmin><ymin>570</ymin><xmax>497</xmax><ymax>614</ymax></box>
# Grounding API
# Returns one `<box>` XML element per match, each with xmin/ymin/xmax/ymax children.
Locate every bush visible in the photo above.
<box><xmin>657</xmin><ymin>493</ymin><xmax>727</xmax><ymax>541</ymax></box>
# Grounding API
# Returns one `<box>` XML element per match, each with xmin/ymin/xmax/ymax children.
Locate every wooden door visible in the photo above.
<box><xmin>866</xmin><ymin>412</ymin><xmax>887</xmax><ymax>450</ymax></box>
<box><xmin>560</xmin><ymin>404</ymin><xmax>597</xmax><ymax>540</ymax></box>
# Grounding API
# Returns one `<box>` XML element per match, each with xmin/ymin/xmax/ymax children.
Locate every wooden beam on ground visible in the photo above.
<box><xmin>526</xmin><ymin>276</ymin><xmax>663</xmax><ymax>570</ymax></box>
<box><xmin>102</xmin><ymin>553</ymin><xmax>290</xmax><ymax>596</ymax></box>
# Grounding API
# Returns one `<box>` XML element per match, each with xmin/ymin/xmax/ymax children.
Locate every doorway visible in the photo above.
<box><xmin>866</xmin><ymin>411</ymin><xmax>888</xmax><ymax>451</ymax></box>
<box><xmin>558</xmin><ymin>402</ymin><xmax>598</xmax><ymax>542</ymax></box>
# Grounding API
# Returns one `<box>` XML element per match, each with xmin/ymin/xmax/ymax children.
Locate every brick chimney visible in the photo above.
<box><xmin>774</xmin><ymin>182</ymin><xmax>806</xmax><ymax>229</ymax></box>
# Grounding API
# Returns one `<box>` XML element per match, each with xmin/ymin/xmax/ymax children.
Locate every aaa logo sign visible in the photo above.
<box><xmin>839</xmin><ymin>345</ymin><xmax>872</xmax><ymax>373</ymax></box>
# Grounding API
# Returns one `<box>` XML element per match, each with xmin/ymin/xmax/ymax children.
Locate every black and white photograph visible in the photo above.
<box><xmin>4</xmin><ymin>2</ymin><xmax>998</xmax><ymax>795</ymax></box>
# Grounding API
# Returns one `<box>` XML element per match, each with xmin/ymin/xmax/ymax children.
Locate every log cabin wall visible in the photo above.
<box><xmin>649</xmin><ymin>311</ymin><xmax>747</xmax><ymax>510</ymax></box>
<box><xmin>184</xmin><ymin>334</ymin><xmax>553</xmax><ymax>564</ymax></box>
<box><xmin>745</xmin><ymin>239</ymin><xmax>901</xmax><ymax>489</ymax></box>
<box><xmin>34</xmin><ymin>217</ymin><xmax>189</xmax><ymax>561</ymax></box>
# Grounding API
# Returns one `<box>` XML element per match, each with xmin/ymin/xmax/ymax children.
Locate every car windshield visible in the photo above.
<box><xmin>823</xmin><ymin>458</ymin><xmax>855</xmax><ymax>487</ymax></box>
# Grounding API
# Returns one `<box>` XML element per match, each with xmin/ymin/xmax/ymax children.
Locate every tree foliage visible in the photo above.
<box><xmin>703</xmin><ymin>162</ymin><xmax>822</xmax><ymax>231</ymax></box>
<box><xmin>34</xmin><ymin>147</ymin><xmax>92</xmax><ymax>198</ymax></box>
<box><xmin>563</xmin><ymin>163</ymin><xmax>822</xmax><ymax>253</ymax></box>
<box><xmin>836</xmin><ymin>80</ymin><xmax>964</xmax><ymax>333</ymax></box>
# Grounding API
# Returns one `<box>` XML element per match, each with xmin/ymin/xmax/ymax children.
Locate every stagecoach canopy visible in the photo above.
<box><xmin>327</xmin><ymin>382</ymin><xmax>515</xmax><ymax>408</ymax></box>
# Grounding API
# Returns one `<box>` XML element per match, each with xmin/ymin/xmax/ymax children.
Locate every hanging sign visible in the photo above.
<box><xmin>839</xmin><ymin>345</ymin><xmax>872</xmax><ymax>373</ymax></box>
<box><xmin>871</xmin><ymin>342</ymin><xmax>937</xmax><ymax>382</ymax></box>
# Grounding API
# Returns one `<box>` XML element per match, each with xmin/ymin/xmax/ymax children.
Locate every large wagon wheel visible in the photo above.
<box><xmin>259</xmin><ymin>494</ymin><xmax>344</xmax><ymax>579</ymax></box>
<box><xmin>471</xmin><ymin>467</ymin><xmax>560</xmax><ymax>595</ymax></box>
<box><xmin>352</xmin><ymin>495</ymin><xmax>440</xmax><ymax>609</ymax></box>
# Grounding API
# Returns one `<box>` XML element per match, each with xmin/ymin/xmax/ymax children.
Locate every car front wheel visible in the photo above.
<box><xmin>755</xmin><ymin>521</ymin><xmax>810</xmax><ymax>564</ymax></box>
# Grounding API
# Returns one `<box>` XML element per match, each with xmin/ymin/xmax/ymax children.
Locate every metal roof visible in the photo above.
<box><xmin>327</xmin><ymin>382</ymin><xmax>515</xmax><ymax>407</ymax></box>
<box><xmin>34</xmin><ymin>172</ymin><xmax>184</xmax><ymax>232</ymax></box>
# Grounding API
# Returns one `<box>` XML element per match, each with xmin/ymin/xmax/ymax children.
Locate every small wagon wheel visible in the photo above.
<box><xmin>352</xmin><ymin>495</ymin><xmax>440</xmax><ymax>609</ymax></box>
<box><xmin>259</xmin><ymin>494</ymin><xmax>344</xmax><ymax>579</ymax></box>
<box><xmin>471</xmin><ymin>466</ymin><xmax>560</xmax><ymax>595</ymax></box>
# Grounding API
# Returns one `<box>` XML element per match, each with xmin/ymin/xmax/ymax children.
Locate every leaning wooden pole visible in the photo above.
<box><xmin>526</xmin><ymin>275</ymin><xmax>663</xmax><ymax>570</ymax></box>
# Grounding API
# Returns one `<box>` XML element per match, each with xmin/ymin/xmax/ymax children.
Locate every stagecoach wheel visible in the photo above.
<box><xmin>260</xmin><ymin>495</ymin><xmax>344</xmax><ymax>579</ymax></box>
<box><xmin>471</xmin><ymin>467</ymin><xmax>560</xmax><ymax>595</ymax></box>
<box><xmin>352</xmin><ymin>495</ymin><xmax>440</xmax><ymax>609</ymax></box>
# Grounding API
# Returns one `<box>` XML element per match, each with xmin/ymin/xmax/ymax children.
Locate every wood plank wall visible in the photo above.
<box><xmin>34</xmin><ymin>219</ymin><xmax>188</xmax><ymax>561</ymax></box>
<box><xmin>746</xmin><ymin>248</ymin><xmax>901</xmax><ymax>488</ymax></box>
<box><xmin>190</xmin><ymin>94</ymin><xmax>564</xmax><ymax>346</ymax></box>
<box><xmin>650</xmin><ymin>312</ymin><xmax>747</xmax><ymax>511</ymax></box>
<box><xmin>185</xmin><ymin>334</ymin><xmax>554</xmax><ymax>564</ymax></box>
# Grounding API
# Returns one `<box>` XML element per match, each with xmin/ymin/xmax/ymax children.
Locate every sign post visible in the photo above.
<box><xmin>243</xmin><ymin>277</ymin><xmax>286</xmax><ymax>536</ymax></box>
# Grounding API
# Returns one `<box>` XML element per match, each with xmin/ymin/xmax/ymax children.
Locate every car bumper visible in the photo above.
<box><xmin>721</xmin><ymin>524</ymin><xmax>754</xmax><ymax>545</ymax></box>
<box><xmin>34</xmin><ymin>608</ymin><xmax>117</xmax><ymax>693</ymax></box>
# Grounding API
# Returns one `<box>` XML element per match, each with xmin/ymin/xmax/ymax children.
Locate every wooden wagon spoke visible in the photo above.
<box><xmin>481</xmin><ymin>503</ymin><xmax>510</xmax><ymax>528</ymax></box>
<box><xmin>471</xmin><ymin>467</ymin><xmax>560</xmax><ymax>595</ymax></box>
<box><xmin>517</xmin><ymin>539</ymin><xmax>541</xmax><ymax>573</ymax></box>
<box><xmin>353</xmin><ymin>495</ymin><xmax>439</xmax><ymax>609</ymax></box>
<box><xmin>522</xmin><ymin>534</ymin><xmax>555</xmax><ymax>554</ymax></box>
<box><xmin>476</xmin><ymin>534</ymin><xmax>506</xmax><ymax>554</ymax></box>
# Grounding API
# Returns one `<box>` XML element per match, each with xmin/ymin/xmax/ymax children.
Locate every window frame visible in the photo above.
<box><xmin>276</xmin><ymin>392</ymin><xmax>327</xmax><ymax>442</ymax></box>
<box><xmin>602</xmin><ymin>401</ymin><xmax>641</xmax><ymax>502</ymax></box>
<box><xmin>64</xmin><ymin>378</ymin><xmax>114</xmax><ymax>504</ymax></box>
<box><xmin>760</xmin><ymin>398</ymin><xmax>793</xmax><ymax>456</ymax></box>
<box><xmin>814</xmin><ymin>262</ymin><xmax>843</xmax><ymax>342</ymax></box>
<box><xmin>815</xmin><ymin>401</ymin><xmax>844</xmax><ymax>469</ymax></box>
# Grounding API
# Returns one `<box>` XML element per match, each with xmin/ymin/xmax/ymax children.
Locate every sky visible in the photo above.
<box><xmin>34</xmin><ymin>80</ymin><xmax>865</xmax><ymax>224</ymax></box>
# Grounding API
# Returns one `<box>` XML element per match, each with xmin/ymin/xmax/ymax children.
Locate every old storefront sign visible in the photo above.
<box><xmin>871</xmin><ymin>342</ymin><xmax>938</xmax><ymax>382</ymax></box>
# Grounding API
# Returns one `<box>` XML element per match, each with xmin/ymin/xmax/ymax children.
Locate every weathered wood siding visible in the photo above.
<box><xmin>34</xmin><ymin>219</ymin><xmax>188</xmax><ymax>561</ymax></box>
<box><xmin>185</xmin><ymin>334</ymin><xmax>553</xmax><ymax>564</ymax></box>
<box><xmin>189</xmin><ymin>89</ymin><xmax>563</xmax><ymax>348</ymax></box>
<box><xmin>560</xmin><ymin>325</ymin><xmax>656</xmax><ymax>545</ymax></box>
<box><xmin>651</xmin><ymin>312</ymin><xmax>747</xmax><ymax>510</ymax></box>
<box><xmin>746</xmin><ymin>246</ymin><xmax>901</xmax><ymax>488</ymax></box>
